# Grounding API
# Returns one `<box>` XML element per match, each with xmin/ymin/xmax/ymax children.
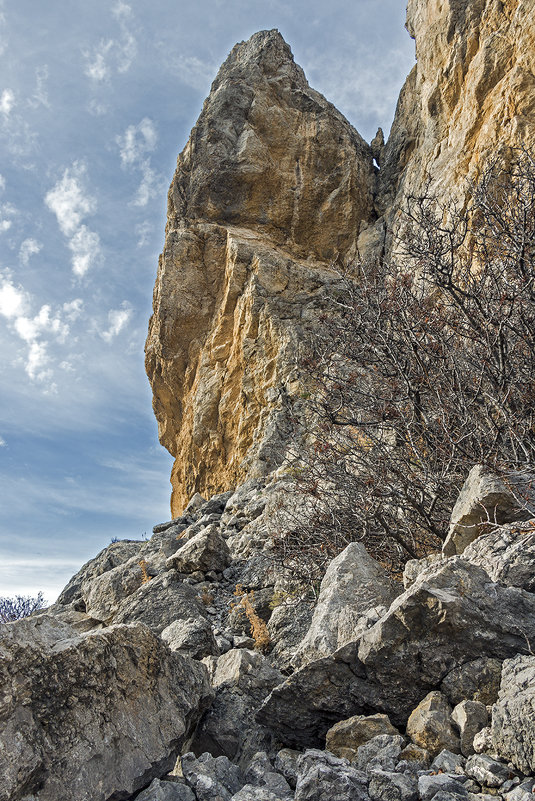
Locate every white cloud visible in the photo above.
<box><xmin>63</xmin><ymin>298</ymin><xmax>83</xmax><ymax>321</ymax></box>
<box><xmin>0</xmin><ymin>436</ymin><xmax>6</xmax><ymax>447</ymax></box>
<box><xmin>68</xmin><ymin>225</ymin><xmax>101</xmax><ymax>277</ymax></box>
<box><xmin>45</xmin><ymin>163</ymin><xmax>101</xmax><ymax>276</ymax></box>
<box><xmin>28</xmin><ymin>65</ymin><xmax>50</xmax><ymax>109</ymax></box>
<box><xmin>135</xmin><ymin>220</ymin><xmax>153</xmax><ymax>248</ymax></box>
<box><xmin>101</xmin><ymin>302</ymin><xmax>132</xmax><ymax>342</ymax></box>
<box><xmin>87</xmin><ymin>99</ymin><xmax>108</xmax><ymax>117</ymax></box>
<box><xmin>19</xmin><ymin>238</ymin><xmax>43</xmax><ymax>265</ymax></box>
<box><xmin>0</xmin><ymin>88</ymin><xmax>14</xmax><ymax>116</ymax></box>
<box><xmin>116</xmin><ymin>118</ymin><xmax>163</xmax><ymax>207</ymax></box>
<box><xmin>0</xmin><ymin>277</ymin><xmax>29</xmax><ymax>319</ymax></box>
<box><xmin>134</xmin><ymin>161</ymin><xmax>163</xmax><ymax>207</ymax></box>
<box><xmin>0</xmin><ymin>175</ymin><xmax>5</xmax><ymax>192</ymax></box>
<box><xmin>117</xmin><ymin>117</ymin><xmax>157</xmax><ymax>167</ymax></box>
<box><xmin>0</xmin><ymin>274</ymin><xmax>83</xmax><ymax>388</ymax></box>
<box><xmin>84</xmin><ymin>3</ymin><xmax>137</xmax><ymax>82</ymax></box>
<box><xmin>45</xmin><ymin>162</ymin><xmax>96</xmax><ymax>237</ymax></box>
<box><xmin>171</xmin><ymin>54</ymin><xmax>216</xmax><ymax>92</ymax></box>
<box><xmin>0</xmin><ymin>218</ymin><xmax>11</xmax><ymax>232</ymax></box>
<box><xmin>84</xmin><ymin>39</ymin><xmax>113</xmax><ymax>82</ymax></box>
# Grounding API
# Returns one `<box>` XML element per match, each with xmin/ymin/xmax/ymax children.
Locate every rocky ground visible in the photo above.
<box><xmin>3</xmin><ymin>466</ymin><xmax>535</xmax><ymax>800</ymax></box>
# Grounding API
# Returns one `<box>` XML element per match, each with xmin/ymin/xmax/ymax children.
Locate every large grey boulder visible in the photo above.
<box><xmin>190</xmin><ymin>648</ymin><xmax>284</xmax><ymax>766</ymax></box>
<box><xmin>181</xmin><ymin>752</ymin><xmax>244</xmax><ymax>801</ymax></box>
<box><xmin>257</xmin><ymin>558</ymin><xmax>535</xmax><ymax>742</ymax></box>
<box><xmin>443</xmin><ymin>466</ymin><xmax>535</xmax><ymax>556</ymax></box>
<box><xmin>463</xmin><ymin>521</ymin><xmax>535</xmax><ymax>592</ymax></box>
<box><xmin>451</xmin><ymin>700</ymin><xmax>488</xmax><ymax>757</ymax></box>
<box><xmin>293</xmin><ymin>542</ymin><xmax>401</xmax><ymax>666</ymax></box>
<box><xmin>294</xmin><ymin>749</ymin><xmax>370</xmax><ymax>801</ymax></box>
<box><xmin>166</xmin><ymin>524</ymin><xmax>232</xmax><ymax>573</ymax></box>
<box><xmin>440</xmin><ymin>658</ymin><xmax>502</xmax><ymax>706</ymax></box>
<box><xmin>112</xmin><ymin>570</ymin><xmax>211</xmax><ymax>635</ymax></box>
<box><xmin>0</xmin><ymin>615</ymin><xmax>212</xmax><ymax>801</ymax></box>
<box><xmin>82</xmin><ymin>553</ymin><xmax>147</xmax><ymax>623</ymax></box>
<box><xmin>55</xmin><ymin>538</ymin><xmax>142</xmax><ymax>607</ymax></box>
<box><xmin>491</xmin><ymin>654</ymin><xmax>535</xmax><ymax>773</ymax></box>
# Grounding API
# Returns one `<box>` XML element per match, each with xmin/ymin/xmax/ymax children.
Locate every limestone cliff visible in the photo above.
<box><xmin>379</xmin><ymin>0</ymin><xmax>535</xmax><ymax>240</ymax></box>
<box><xmin>145</xmin><ymin>30</ymin><xmax>376</xmax><ymax>514</ymax></box>
<box><xmin>146</xmin><ymin>3</ymin><xmax>535</xmax><ymax>513</ymax></box>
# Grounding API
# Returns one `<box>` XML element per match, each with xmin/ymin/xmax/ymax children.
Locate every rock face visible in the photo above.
<box><xmin>0</xmin><ymin>615</ymin><xmax>212</xmax><ymax>801</ymax></box>
<box><xmin>146</xmin><ymin>3</ymin><xmax>535</xmax><ymax>514</ymax></box>
<box><xmin>145</xmin><ymin>29</ymin><xmax>375</xmax><ymax>514</ymax></box>
<box><xmin>293</xmin><ymin>543</ymin><xmax>401</xmax><ymax>666</ymax></box>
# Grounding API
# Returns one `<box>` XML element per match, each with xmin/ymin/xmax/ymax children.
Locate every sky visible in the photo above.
<box><xmin>0</xmin><ymin>0</ymin><xmax>415</xmax><ymax>604</ymax></box>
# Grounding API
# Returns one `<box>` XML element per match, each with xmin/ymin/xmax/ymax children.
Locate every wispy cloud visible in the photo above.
<box><xmin>101</xmin><ymin>302</ymin><xmax>132</xmax><ymax>342</ymax></box>
<box><xmin>19</xmin><ymin>238</ymin><xmax>43</xmax><ymax>265</ymax></box>
<box><xmin>84</xmin><ymin>1</ymin><xmax>137</xmax><ymax>83</ymax></box>
<box><xmin>117</xmin><ymin>117</ymin><xmax>157</xmax><ymax>166</ymax></box>
<box><xmin>0</xmin><ymin>88</ymin><xmax>14</xmax><ymax>116</ymax></box>
<box><xmin>0</xmin><ymin>436</ymin><xmax>6</xmax><ymax>447</ymax></box>
<box><xmin>68</xmin><ymin>225</ymin><xmax>101</xmax><ymax>277</ymax></box>
<box><xmin>170</xmin><ymin>54</ymin><xmax>216</xmax><ymax>92</ymax></box>
<box><xmin>0</xmin><ymin>175</ymin><xmax>5</xmax><ymax>192</ymax></box>
<box><xmin>135</xmin><ymin>220</ymin><xmax>153</xmax><ymax>248</ymax></box>
<box><xmin>116</xmin><ymin>117</ymin><xmax>164</xmax><ymax>207</ymax></box>
<box><xmin>45</xmin><ymin>162</ymin><xmax>101</xmax><ymax>276</ymax></box>
<box><xmin>28</xmin><ymin>65</ymin><xmax>50</xmax><ymax>109</ymax></box>
<box><xmin>0</xmin><ymin>272</ymin><xmax>83</xmax><ymax>388</ymax></box>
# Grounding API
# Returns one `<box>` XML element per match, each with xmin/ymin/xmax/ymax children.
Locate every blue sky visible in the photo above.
<box><xmin>0</xmin><ymin>0</ymin><xmax>415</xmax><ymax>603</ymax></box>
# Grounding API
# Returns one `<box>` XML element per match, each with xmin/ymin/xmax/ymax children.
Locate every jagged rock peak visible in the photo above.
<box><xmin>147</xmin><ymin>29</ymin><xmax>375</xmax><ymax>512</ymax></box>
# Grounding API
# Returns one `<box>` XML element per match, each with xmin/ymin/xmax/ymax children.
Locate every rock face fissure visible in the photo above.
<box><xmin>146</xmin><ymin>6</ymin><xmax>535</xmax><ymax>512</ymax></box>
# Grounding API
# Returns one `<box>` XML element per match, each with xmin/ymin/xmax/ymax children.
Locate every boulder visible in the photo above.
<box><xmin>55</xmin><ymin>538</ymin><xmax>142</xmax><ymax>607</ymax></box>
<box><xmin>355</xmin><ymin>734</ymin><xmax>406</xmax><ymax>772</ymax></box>
<box><xmin>293</xmin><ymin>542</ymin><xmax>401</xmax><ymax>665</ymax></box>
<box><xmin>451</xmin><ymin>701</ymin><xmax>488</xmax><ymax>757</ymax></box>
<box><xmin>418</xmin><ymin>774</ymin><xmax>468</xmax><ymax>801</ymax></box>
<box><xmin>136</xmin><ymin>778</ymin><xmax>196</xmax><ymax>801</ymax></box>
<box><xmin>406</xmin><ymin>692</ymin><xmax>460</xmax><ymax>757</ymax></box>
<box><xmin>368</xmin><ymin>768</ymin><xmax>418</xmax><ymax>801</ymax></box>
<box><xmin>258</xmin><ymin>558</ymin><xmax>535</xmax><ymax>741</ymax></box>
<box><xmin>463</xmin><ymin>522</ymin><xmax>535</xmax><ymax>592</ymax></box>
<box><xmin>166</xmin><ymin>524</ymin><xmax>232</xmax><ymax>573</ymax></box>
<box><xmin>112</xmin><ymin>571</ymin><xmax>211</xmax><ymax>635</ymax></box>
<box><xmin>0</xmin><ymin>615</ymin><xmax>212</xmax><ymax>801</ymax></box>
<box><xmin>181</xmin><ymin>752</ymin><xmax>243</xmax><ymax>801</ymax></box>
<box><xmin>491</xmin><ymin>654</ymin><xmax>535</xmax><ymax>773</ymax></box>
<box><xmin>440</xmin><ymin>658</ymin><xmax>502</xmax><ymax>706</ymax></box>
<box><xmin>161</xmin><ymin>616</ymin><xmax>217</xmax><ymax>660</ymax></box>
<box><xmin>82</xmin><ymin>554</ymin><xmax>147</xmax><ymax>623</ymax></box>
<box><xmin>464</xmin><ymin>754</ymin><xmax>511</xmax><ymax>787</ymax></box>
<box><xmin>443</xmin><ymin>466</ymin><xmax>535</xmax><ymax>556</ymax></box>
<box><xmin>326</xmin><ymin>713</ymin><xmax>400</xmax><ymax>761</ymax></box>
<box><xmin>294</xmin><ymin>749</ymin><xmax>370</xmax><ymax>801</ymax></box>
<box><xmin>190</xmin><ymin>648</ymin><xmax>284</xmax><ymax>766</ymax></box>
<box><xmin>242</xmin><ymin>751</ymin><xmax>292</xmax><ymax>798</ymax></box>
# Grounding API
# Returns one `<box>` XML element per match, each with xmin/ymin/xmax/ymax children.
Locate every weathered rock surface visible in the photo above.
<box><xmin>326</xmin><ymin>713</ymin><xmax>400</xmax><ymax>762</ymax></box>
<box><xmin>191</xmin><ymin>648</ymin><xmax>284</xmax><ymax>766</ymax></box>
<box><xmin>379</xmin><ymin>0</ymin><xmax>535</xmax><ymax>249</ymax></box>
<box><xmin>145</xmin><ymin>29</ymin><xmax>375</xmax><ymax>513</ymax></box>
<box><xmin>166</xmin><ymin>525</ymin><xmax>232</xmax><ymax>574</ymax></box>
<box><xmin>257</xmin><ymin>558</ymin><xmax>535</xmax><ymax>742</ymax></box>
<box><xmin>443</xmin><ymin>467</ymin><xmax>535</xmax><ymax>556</ymax></box>
<box><xmin>294</xmin><ymin>543</ymin><xmax>401</xmax><ymax>666</ymax></box>
<box><xmin>491</xmin><ymin>654</ymin><xmax>535</xmax><ymax>774</ymax></box>
<box><xmin>463</xmin><ymin>522</ymin><xmax>535</xmax><ymax>592</ymax></box>
<box><xmin>406</xmin><ymin>692</ymin><xmax>460</xmax><ymax>757</ymax></box>
<box><xmin>0</xmin><ymin>615</ymin><xmax>212</xmax><ymax>801</ymax></box>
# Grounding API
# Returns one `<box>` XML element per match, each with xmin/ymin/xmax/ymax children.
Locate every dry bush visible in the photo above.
<box><xmin>0</xmin><ymin>592</ymin><xmax>45</xmax><ymax>623</ymax></box>
<box><xmin>231</xmin><ymin>584</ymin><xmax>271</xmax><ymax>652</ymax></box>
<box><xmin>273</xmin><ymin>148</ymin><xmax>535</xmax><ymax>582</ymax></box>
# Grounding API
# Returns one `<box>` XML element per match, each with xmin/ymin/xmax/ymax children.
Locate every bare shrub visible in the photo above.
<box><xmin>273</xmin><ymin>149</ymin><xmax>535</xmax><ymax>582</ymax></box>
<box><xmin>0</xmin><ymin>592</ymin><xmax>46</xmax><ymax>623</ymax></box>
